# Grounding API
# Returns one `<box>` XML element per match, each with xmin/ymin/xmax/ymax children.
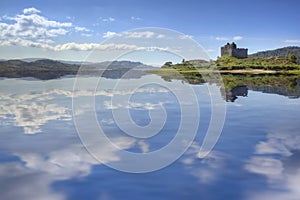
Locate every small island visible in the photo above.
<box><xmin>149</xmin><ymin>43</ymin><xmax>300</xmax><ymax>75</ymax></box>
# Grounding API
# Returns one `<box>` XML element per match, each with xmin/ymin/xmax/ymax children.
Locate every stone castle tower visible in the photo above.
<box><xmin>221</xmin><ymin>42</ymin><xmax>248</xmax><ymax>58</ymax></box>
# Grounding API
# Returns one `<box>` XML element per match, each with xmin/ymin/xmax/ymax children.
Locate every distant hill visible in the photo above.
<box><xmin>0</xmin><ymin>59</ymin><xmax>153</xmax><ymax>79</ymax></box>
<box><xmin>85</xmin><ymin>60</ymin><xmax>154</xmax><ymax>69</ymax></box>
<box><xmin>249</xmin><ymin>46</ymin><xmax>300</xmax><ymax>63</ymax></box>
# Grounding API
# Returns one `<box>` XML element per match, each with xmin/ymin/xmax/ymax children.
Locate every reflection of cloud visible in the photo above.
<box><xmin>15</xmin><ymin>145</ymin><xmax>98</xmax><ymax>179</ymax></box>
<box><xmin>0</xmin><ymin>162</ymin><xmax>65</xmax><ymax>200</ymax></box>
<box><xmin>181</xmin><ymin>142</ymin><xmax>226</xmax><ymax>184</ymax></box>
<box><xmin>100</xmin><ymin>118</ymin><xmax>115</xmax><ymax>125</ymax></box>
<box><xmin>0</xmin><ymin>86</ymin><xmax>170</xmax><ymax>134</ymax></box>
<box><xmin>0</xmin><ymin>135</ymin><xmax>136</xmax><ymax>200</ymax></box>
<box><xmin>138</xmin><ymin>140</ymin><xmax>149</xmax><ymax>153</ymax></box>
<box><xmin>103</xmin><ymin>100</ymin><xmax>169</xmax><ymax>110</ymax></box>
<box><xmin>0</xmin><ymin>91</ymin><xmax>71</xmax><ymax>134</ymax></box>
<box><xmin>245</xmin><ymin>157</ymin><xmax>283</xmax><ymax>180</ymax></box>
<box><xmin>245</xmin><ymin>123</ymin><xmax>300</xmax><ymax>200</ymax></box>
<box><xmin>255</xmin><ymin>140</ymin><xmax>291</xmax><ymax>156</ymax></box>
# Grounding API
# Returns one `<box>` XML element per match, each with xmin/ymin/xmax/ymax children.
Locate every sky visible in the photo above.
<box><xmin>0</xmin><ymin>0</ymin><xmax>299</xmax><ymax>65</ymax></box>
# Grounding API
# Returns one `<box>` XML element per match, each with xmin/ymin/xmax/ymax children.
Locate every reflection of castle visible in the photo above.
<box><xmin>222</xmin><ymin>86</ymin><xmax>248</xmax><ymax>102</ymax></box>
<box><xmin>221</xmin><ymin>42</ymin><xmax>248</xmax><ymax>58</ymax></box>
<box><xmin>222</xmin><ymin>79</ymin><xmax>300</xmax><ymax>102</ymax></box>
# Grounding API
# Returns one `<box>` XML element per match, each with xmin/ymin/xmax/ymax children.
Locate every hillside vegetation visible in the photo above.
<box><xmin>216</xmin><ymin>56</ymin><xmax>300</xmax><ymax>70</ymax></box>
<box><xmin>249</xmin><ymin>46</ymin><xmax>300</xmax><ymax>64</ymax></box>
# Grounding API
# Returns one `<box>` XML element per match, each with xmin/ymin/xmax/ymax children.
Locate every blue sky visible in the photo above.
<box><xmin>0</xmin><ymin>0</ymin><xmax>299</xmax><ymax>64</ymax></box>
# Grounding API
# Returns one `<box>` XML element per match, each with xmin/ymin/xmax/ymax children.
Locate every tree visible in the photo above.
<box><xmin>162</xmin><ymin>61</ymin><xmax>172</xmax><ymax>68</ymax></box>
<box><xmin>289</xmin><ymin>54</ymin><xmax>297</xmax><ymax>63</ymax></box>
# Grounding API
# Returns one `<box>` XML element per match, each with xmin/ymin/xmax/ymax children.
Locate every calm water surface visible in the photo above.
<box><xmin>1</xmin><ymin>74</ymin><xmax>300</xmax><ymax>200</ymax></box>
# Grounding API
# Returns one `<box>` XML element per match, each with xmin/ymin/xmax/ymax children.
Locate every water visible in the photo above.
<box><xmin>1</xmin><ymin>73</ymin><xmax>300</xmax><ymax>200</ymax></box>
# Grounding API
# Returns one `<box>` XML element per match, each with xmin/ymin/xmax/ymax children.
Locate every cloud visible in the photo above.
<box><xmin>284</xmin><ymin>39</ymin><xmax>300</xmax><ymax>43</ymax></box>
<box><xmin>103</xmin><ymin>31</ymin><xmax>165</xmax><ymax>39</ymax></box>
<box><xmin>122</xmin><ymin>31</ymin><xmax>155</xmax><ymax>38</ymax></box>
<box><xmin>74</xmin><ymin>26</ymin><xmax>90</xmax><ymax>32</ymax></box>
<box><xmin>157</xmin><ymin>34</ymin><xmax>166</xmax><ymax>39</ymax></box>
<box><xmin>0</xmin><ymin>7</ymin><xmax>92</xmax><ymax>48</ymax></box>
<box><xmin>0</xmin><ymin>38</ymin><xmax>169</xmax><ymax>51</ymax></box>
<box><xmin>233</xmin><ymin>36</ymin><xmax>243</xmax><ymax>41</ymax></box>
<box><xmin>216</xmin><ymin>36</ymin><xmax>243</xmax><ymax>41</ymax></box>
<box><xmin>0</xmin><ymin>16</ymin><xmax>70</xmax><ymax>39</ymax></box>
<box><xmin>131</xmin><ymin>16</ymin><xmax>142</xmax><ymax>21</ymax></box>
<box><xmin>179</xmin><ymin>35</ymin><xmax>193</xmax><ymax>40</ymax></box>
<box><xmin>215</xmin><ymin>37</ymin><xmax>229</xmax><ymax>41</ymax></box>
<box><xmin>0</xmin><ymin>9</ymin><xmax>173</xmax><ymax>52</ymax></box>
<box><xmin>23</xmin><ymin>7</ymin><xmax>41</xmax><ymax>14</ymax></box>
<box><xmin>206</xmin><ymin>49</ymin><xmax>215</xmax><ymax>53</ymax></box>
<box><xmin>81</xmin><ymin>33</ymin><xmax>92</xmax><ymax>37</ymax></box>
<box><xmin>102</xmin><ymin>17</ymin><xmax>115</xmax><ymax>22</ymax></box>
<box><xmin>103</xmin><ymin>31</ymin><xmax>117</xmax><ymax>38</ymax></box>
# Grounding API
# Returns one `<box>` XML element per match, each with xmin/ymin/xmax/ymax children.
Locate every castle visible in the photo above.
<box><xmin>221</xmin><ymin>42</ymin><xmax>248</xmax><ymax>58</ymax></box>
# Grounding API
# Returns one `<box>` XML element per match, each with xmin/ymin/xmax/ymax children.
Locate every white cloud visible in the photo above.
<box><xmin>122</xmin><ymin>31</ymin><xmax>155</xmax><ymax>38</ymax></box>
<box><xmin>0</xmin><ymin>7</ymin><xmax>92</xmax><ymax>49</ymax></box>
<box><xmin>103</xmin><ymin>31</ymin><xmax>165</xmax><ymax>39</ymax></box>
<box><xmin>103</xmin><ymin>31</ymin><xmax>117</xmax><ymax>38</ymax></box>
<box><xmin>284</xmin><ymin>39</ymin><xmax>300</xmax><ymax>43</ymax></box>
<box><xmin>23</xmin><ymin>7</ymin><xmax>41</xmax><ymax>14</ymax></box>
<box><xmin>102</xmin><ymin>17</ymin><xmax>115</xmax><ymax>22</ymax></box>
<box><xmin>131</xmin><ymin>16</ymin><xmax>142</xmax><ymax>21</ymax></box>
<box><xmin>74</xmin><ymin>26</ymin><xmax>90</xmax><ymax>32</ymax></box>
<box><xmin>179</xmin><ymin>35</ymin><xmax>193</xmax><ymax>40</ymax></box>
<box><xmin>0</xmin><ymin>9</ymin><xmax>170</xmax><ymax>52</ymax></box>
<box><xmin>216</xmin><ymin>37</ymin><xmax>229</xmax><ymax>41</ymax></box>
<box><xmin>0</xmin><ymin>38</ymin><xmax>169</xmax><ymax>52</ymax></box>
<box><xmin>233</xmin><ymin>36</ymin><xmax>243</xmax><ymax>41</ymax></box>
<box><xmin>0</xmin><ymin>7</ymin><xmax>72</xmax><ymax>40</ymax></box>
<box><xmin>216</xmin><ymin>36</ymin><xmax>243</xmax><ymax>41</ymax></box>
<box><xmin>206</xmin><ymin>49</ymin><xmax>215</xmax><ymax>52</ymax></box>
<box><xmin>157</xmin><ymin>34</ymin><xmax>166</xmax><ymax>39</ymax></box>
<box><xmin>81</xmin><ymin>33</ymin><xmax>92</xmax><ymax>37</ymax></box>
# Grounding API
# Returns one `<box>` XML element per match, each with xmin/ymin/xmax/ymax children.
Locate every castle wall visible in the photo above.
<box><xmin>221</xmin><ymin>46</ymin><xmax>248</xmax><ymax>58</ymax></box>
<box><xmin>232</xmin><ymin>49</ymin><xmax>248</xmax><ymax>58</ymax></box>
<box><xmin>221</xmin><ymin>47</ymin><xmax>232</xmax><ymax>57</ymax></box>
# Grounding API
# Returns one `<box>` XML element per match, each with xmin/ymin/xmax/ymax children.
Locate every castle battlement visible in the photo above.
<box><xmin>221</xmin><ymin>42</ymin><xmax>248</xmax><ymax>58</ymax></box>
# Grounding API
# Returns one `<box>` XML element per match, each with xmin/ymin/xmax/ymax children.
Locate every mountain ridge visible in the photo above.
<box><xmin>0</xmin><ymin>59</ymin><xmax>154</xmax><ymax>79</ymax></box>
